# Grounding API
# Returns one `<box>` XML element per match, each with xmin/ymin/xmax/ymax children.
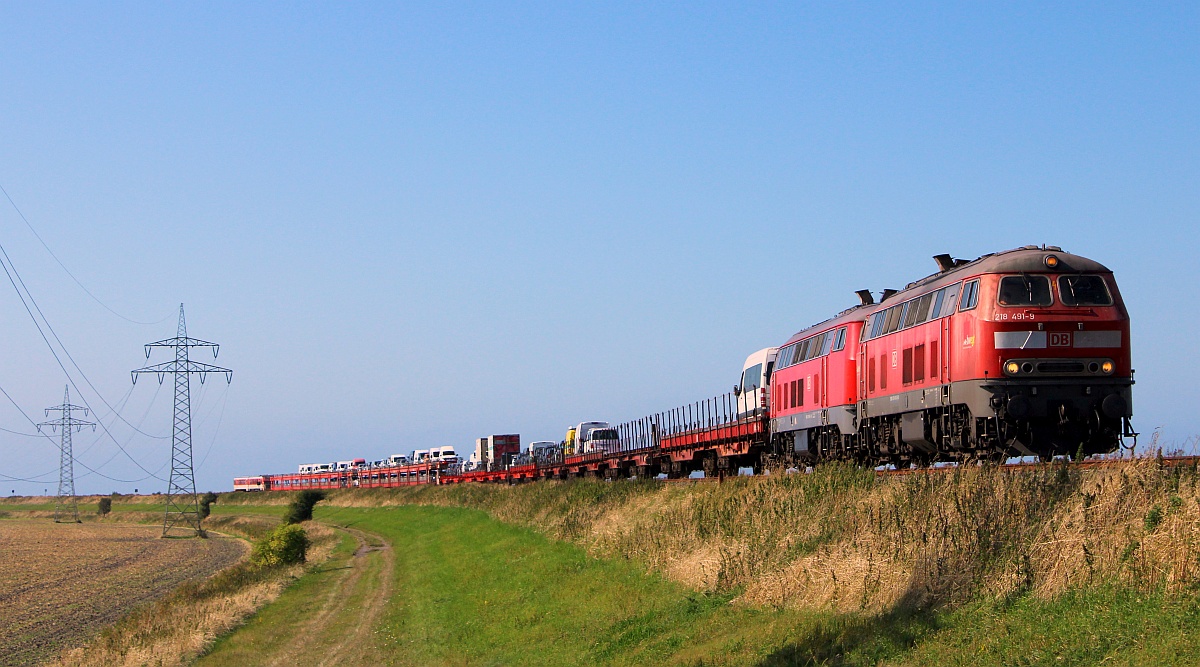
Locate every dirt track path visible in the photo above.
<box><xmin>262</xmin><ymin>527</ymin><xmax>393</xmax><ymax>662</ymax></box>
<box><xmin>269</xmin><ymin>527</ymin><xmax>394</xmax><ymax>667</ymax></box>
<box><xmin>199</xmin><ymin>524</ymin><xmax>394</xmax><ymax>667</ymax></box>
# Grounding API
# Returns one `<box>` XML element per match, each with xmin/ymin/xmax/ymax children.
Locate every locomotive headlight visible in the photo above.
<box><xmin>1101</xmin><ymin>360</ymin><xmax>1114</xmax><ymax>374</ymax></box>
<box><xmin>1005</xmin><ymin>361</ymin><xmax>1020</xmax><ymax>375</ymax></box>
<box><xmin>1044</xmin><ymin>254</ymin><xmax>1060</xmax><ymax>269</ymax></box>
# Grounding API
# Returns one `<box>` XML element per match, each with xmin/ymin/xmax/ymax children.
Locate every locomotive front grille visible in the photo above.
<box><xmin>1036</xmin><ymin>361</ymin><xmax>1085</xmax><ymax>374</ymax></box>
<box><xmin>1002</xmin><ymin>357</ymin><xmax>1115</xmax><ymax>377</ymax></box>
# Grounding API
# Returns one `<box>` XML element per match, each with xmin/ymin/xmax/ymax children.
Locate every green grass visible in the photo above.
<box><xmin>234</xmin><ymin>504</ymin><xmax>1200</xmax><ymax>666</ymax></box>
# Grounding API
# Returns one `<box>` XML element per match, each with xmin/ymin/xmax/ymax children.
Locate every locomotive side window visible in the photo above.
<box><xmin>862</xmin><ymin>313</ymin><xmax>881</xmax><ymax>340</ymax></box>
<box><xmin>813</xmin><ymin>332</ymin><xmax>829</xmax><ymax>359</ymax></box>
<box><xmin>959</xmin><ymin>280</ymin><xmax>980</xmax><ymax>311</ymax></box>
<box><xmin>998</xmin><ymin>275</ymin><xmax>1053</xmax><ymax>306</ymax></box>
<box><xmin>1059</xmin><ymin>275</ymin><xmax>1113</xmax><ymax>306</ymax></box>
<box><xmin>914</xmin><ymin>293</ymin><xmax>934</xmax><ymax>324</ymax></box>
<box><xmin>883</xmin><ymin>305</ymin><xmax>903</xmax><ymax>334</ymax></box>
<box><xmin>821</xmin><ymin>332</ymin><xmax>835</xmax><ymax>356</ymax></box>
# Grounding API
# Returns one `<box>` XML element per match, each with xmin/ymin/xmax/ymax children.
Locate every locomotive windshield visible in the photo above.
<box><xmin>998</xmin><ymin>275</ymin><xmax>1053</xmax><ymax>306</ymax></box>
<box><xmin>1059</xmin><ymin>275</ymin><xmax>1113</xmax><ymax>306</ymax></box>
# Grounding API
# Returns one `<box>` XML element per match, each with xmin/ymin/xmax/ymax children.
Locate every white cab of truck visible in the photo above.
<box><xmin>573</xmin><ymin>421</ymin><xmax>618</xmax><ymax>454</ymax></box>
<box><xmin>736</xmin><ymin>347</ymin><xmax>778</xmax><ymax>418</ymax></box>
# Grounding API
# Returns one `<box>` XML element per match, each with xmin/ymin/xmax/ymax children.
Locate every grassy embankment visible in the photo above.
<box><xmin>211</xmin><ymin>455</ymin><xmax>1200</xmax><ymax>665</ymax></box>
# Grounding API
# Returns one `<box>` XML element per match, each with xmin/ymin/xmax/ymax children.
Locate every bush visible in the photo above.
<box><xmin>283</xmin><ymin>490</ymin><xmax>326</xmax><ymax>525</ymax></box>
<box><xmin>199</xmin><ymin>491</ymin><xmax>219</xmax><ymax>519</ymax></box>
<box><xmin>250</xmin><ymin>524</ymin><xmax>309</xmax><ymax>567</ymax></box>
<box><xmin>97</xmin><ymin>497</ymin><xmax>112</xmax><ymax>517</ymax></box>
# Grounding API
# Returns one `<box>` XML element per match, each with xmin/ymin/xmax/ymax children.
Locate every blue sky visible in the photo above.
<box><xmin>0</xmin><ymin>3</ymin><xmax>1196</xmax><ymax>493</ymax></box>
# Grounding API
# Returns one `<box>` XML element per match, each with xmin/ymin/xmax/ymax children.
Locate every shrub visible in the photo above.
<box><xmin>199</xmin><ymin>491</ymin><xmax>219</xmax><ymax>519</ymax></box>
<box><xmin>1144</xmin><ymin>504</ymin><xmax>1164</xmax><ymax>532</ymax></box>
<box><xmin>97</xmin><ymin>497</ymin><xmax>112</xmax><ymax>517</ymax></box>
<box><xmin>283</xmin><ymin>490</ymin><xmax>326</xmax><ymax>525</ymax></box>
<box><xmin>250</xmin><ymin>524</ymin><xmax>309</xmax><ymax>567</ymax></box>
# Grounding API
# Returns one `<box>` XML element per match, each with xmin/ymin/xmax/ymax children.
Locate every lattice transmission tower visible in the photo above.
<box><xmin>38</xmin><ymin>385</ymin><xmax>95</xmax><ymax>523</ymax></box>
<box><xmin>132</xmin><ymin>304</ymin><xmax>232</xmax><ymax>537</ymax></box>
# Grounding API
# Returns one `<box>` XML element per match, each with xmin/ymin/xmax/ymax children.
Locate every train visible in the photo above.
<box><xmin>236</xmin><ymin>246</ymin><xmax>1135</xmax><ymax>490</ymax></box>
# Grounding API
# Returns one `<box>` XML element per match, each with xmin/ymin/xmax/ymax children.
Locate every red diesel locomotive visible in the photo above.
<box><xmin>768</xmin><ymin>245</ymin><xmax>1134</xmax><ymax>467</ymax></box>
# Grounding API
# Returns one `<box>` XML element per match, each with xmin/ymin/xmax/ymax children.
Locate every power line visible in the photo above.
<box><xmin>194</xmin><ymin>384</ymin><xmax>231</xmax><ymax>472</ymax></box>
<box><xmin>0</xmin><ymin>180</ymin><xmax>171</xmax><ymax>325</ymax></box>
<box><xmin>0</xmin><ymin>378</ymin><xmax>161</xmax><ymax>484</ymax></box>
<box><xmin>0</xmin><ymin>236</ymin><xmax>169</xmax><ymax>483</ymax></box>
<box><xmin>0</xmin><ymin>244</ymin><xmax>167</xmax><ymax>439</ymax></box>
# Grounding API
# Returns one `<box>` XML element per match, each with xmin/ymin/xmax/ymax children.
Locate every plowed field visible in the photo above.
<box><xmin>0</xmin><ymin>520</ymin><xmax>247</xmax><ymax>667</ymax></box>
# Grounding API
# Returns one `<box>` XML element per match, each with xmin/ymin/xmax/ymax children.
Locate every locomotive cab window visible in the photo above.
<box><xmin>959</xmin><ymin>279</ymin><xmax>980</xmax><ymax>311</ymax></box>
<box><xmin>832</xmin><ymin>327</ymin><xmax>847</xmax><ymax>351</ymax></box>
<box><xmin>998</xmin><ymin>275</ymin><xmax>1053</xmax><ymax>306</ymax></box>
<box><xmin>1059</xmin><ymin>275</ymin><xmax>1113</xmax><ymax>306</ymax></box>
<box><xmin>939</xmin><ymin>283</ymin><xmax>960</xmax><ymax>318</ymax></box>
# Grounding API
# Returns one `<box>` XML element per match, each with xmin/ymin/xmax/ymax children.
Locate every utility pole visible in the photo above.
<box><xmin>132</xmin><ymin>304</ymin><xmax>232</xmax><ymax>537</ymax></box>
<box><xmin>38</xmin><ymin>385</ymin><xmax>94</xmax><ymax>523</ymax></box>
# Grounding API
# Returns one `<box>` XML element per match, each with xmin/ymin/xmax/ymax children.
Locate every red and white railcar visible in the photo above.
<box><xmin>233</xmin><ymin>476</ymin><xmax>266</xmax><ymax>492</ymax></box>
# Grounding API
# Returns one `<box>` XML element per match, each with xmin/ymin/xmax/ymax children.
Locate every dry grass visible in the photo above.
<box><xmin>0</xmin><ymin>520</ymin><xmax>247</xmax><ymax>667</ymax></box>
<box><xmin>44</xmin><ymin>520</ymin><xmax>337</xmax><ymax>667</ymax></box>
<box><xmin>308</xmin><ymin>453</ymin><xmax>1200</xmax><ymax>616</ymax></box>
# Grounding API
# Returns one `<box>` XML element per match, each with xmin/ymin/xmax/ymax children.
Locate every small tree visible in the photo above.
<box><xmin>199</xmin><ymin>491</ymin><xmax>219</xmax><ymax>520</ymax></box>
<box><xmin>283</xmin><ymin>490</ymin><xmax>325</xmax><ymax>525</ymax></box>
<box><xmin>250</xmin><ymin>524</ymin><xmax>309</xmax><ymax>567</ymax></box>
<box><xmin>97</xmin><ymin>497</ymin><xmax>112</xmax><ymax>517</ymax></box>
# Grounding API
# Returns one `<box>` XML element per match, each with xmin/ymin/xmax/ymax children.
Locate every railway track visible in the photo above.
<box><xmin>869</xmin><ymin>453</ymin><xmax>1200</xmax><ymax>477</ymax></box>
<box><xmin>656</xmin><ymin>454</ymin><xmax>1200</xmax><ymax>482</ymax></box>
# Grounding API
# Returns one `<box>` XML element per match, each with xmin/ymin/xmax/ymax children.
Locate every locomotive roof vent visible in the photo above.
<box><xmin>855</xmin><ymin>289</ymin><xmax>875</xmax><ymax>306</ymax></box>
<box><xmin>934</xmin><ymin>254</ymin><xmax>956</xmax><ymax>272</ymax></box>
<box><xmin>881</xmin><ymin>288</ymin><xmax>898</xmax><ymax>301</ymax></box>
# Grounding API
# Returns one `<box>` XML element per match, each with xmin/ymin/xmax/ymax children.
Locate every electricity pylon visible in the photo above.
<box><xmin>132</xmin><ymin>304</ymin><xmax>232</xmax><ymax>537</ymax></box>
<box><xmin>38</xmin><ymin>385</ymin><xmax>94</xmax><ymax>523</ymax></box>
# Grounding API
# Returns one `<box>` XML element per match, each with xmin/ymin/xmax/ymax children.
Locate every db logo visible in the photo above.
<box><xmin>1050</xmin><ymin>332</ymin><xmax>1071</xmax><ymax>347</ymax></box>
